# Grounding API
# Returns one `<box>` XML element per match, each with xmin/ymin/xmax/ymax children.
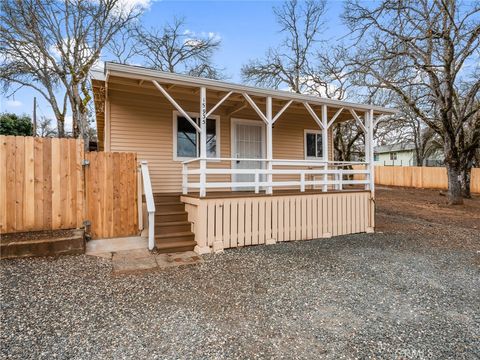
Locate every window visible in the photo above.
<box><xmin>174</xmin><ymin>113</ymin><xmax>219</xmax><ymax>159</ymax></box>
<box><xmin>304</xmin><ymin>130</ymin><xmax>323</xmax><ymax>159</ymax></box>
<box><xmin>374</xmin><ymin>154</ymin><xmax>379</xmax><ymax>161</ymax></box>
<box><xmin>390</xmin><ymin>152</ymin><xmax>397</xmax><ymax>160</ymax></box>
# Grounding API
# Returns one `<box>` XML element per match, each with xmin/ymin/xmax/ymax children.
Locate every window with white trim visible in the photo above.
<box><xmin>304</xmin><ymin>130</ymin><xmax>323</xmax><ymax>159</ymax></box>
<box><xmin>174</xmin><ymin>114</ymin><xmax>219</xmax><ymax>159</ymax></box>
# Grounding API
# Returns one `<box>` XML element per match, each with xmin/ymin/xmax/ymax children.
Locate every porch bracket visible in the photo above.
<box><xmin>373</xmin><ymin>114</ymin><xmax>386</xmax><ymax>128</ymax></box>
<box><xmin>152</xmin><ymin>80</ymin><xmax>202</xmax><ymax>133</ymax></box>
<box><xmin>327</xmin><ymin>107</ymin><xmax>344</xmax><ymax>129</ymax></box>
<box><xmin>272</xmin><ymin>100</ymin><xmax>293</xmax><ymax>124</ymax></box>
<box><xmin>348</xmin><ymin>108</ymin><xmax>367</xmax><ymax>133</ymax></box>
<box><xmin>242</xmin><ymin>92</ymin><xmax>268</xmax><ymax>124</ymax></box>
<box><xmin>303</xmin><ymin>102</ymin><xmax>324</xmax><ymax>130</ymax></box>
<box><xmin>206</xmin><ymin>91</ymin><xmax>233</xmax><ymax>118</ymax></box>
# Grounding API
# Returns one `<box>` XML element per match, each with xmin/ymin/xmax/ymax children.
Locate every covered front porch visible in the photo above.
<box><xmin>94</xmin><ymin>63</ymin><xmax>396</xmax><ymax>253</ymax></box>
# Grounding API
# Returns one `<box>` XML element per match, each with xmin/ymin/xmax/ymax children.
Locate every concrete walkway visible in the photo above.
<box><xmin>86</xmin><ymin>237</ymin><xmax>203</xmax><ymax>274</ymax></box>
<box><xmin>112</xmin><ymin>249</ymin><xmax>203</xmax><ymax>275</ymax></box>
<box><xmin>85</xmin><ymin>236</ymin><xmax>148</xmax><ymax>258</ymax></box>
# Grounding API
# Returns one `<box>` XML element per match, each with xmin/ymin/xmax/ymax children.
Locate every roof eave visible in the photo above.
<box><xmin>103</xmin><ymin>62</ymin><xmax>398</xmax><ymax>115</ymax></box>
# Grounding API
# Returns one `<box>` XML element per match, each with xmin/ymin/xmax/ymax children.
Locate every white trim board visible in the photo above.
<box><xmin>172</xmin><ymin>110</ymin><xmax>221</xmax><ymax>161</ymax></box>
<box><xmin>304</xmin><ymin>129</ymin><xmax>325</xmax><ymax>161</ymax></box>
<box><xmin>230</xmin><ymin>118</ymin><xmax>266</xmax><ymax>190</ymax></box>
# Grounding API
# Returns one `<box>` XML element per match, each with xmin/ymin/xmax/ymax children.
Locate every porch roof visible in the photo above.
<box><xmin>91</xmin><ymin>62</ymin><xmax>397</xmax><ymax>150</ymax></box>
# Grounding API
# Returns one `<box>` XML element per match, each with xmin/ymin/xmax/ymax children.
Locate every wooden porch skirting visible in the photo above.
<box><xmin>181</xmin><ymin>190</ymin><xmax>374</xmax><ymax>254</ymax></box>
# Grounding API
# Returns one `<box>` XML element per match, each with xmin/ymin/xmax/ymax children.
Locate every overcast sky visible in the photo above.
<box><xmin>0</xmin><ymin>0</ymin><xmax>348</xmax><ymax>132</ymax></box>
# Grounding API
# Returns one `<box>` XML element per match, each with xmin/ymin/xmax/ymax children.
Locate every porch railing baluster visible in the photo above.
<box><xmin>181</xmin><ymin>158</ymin><xmax>371</xmax><ymax>197</ymax></box>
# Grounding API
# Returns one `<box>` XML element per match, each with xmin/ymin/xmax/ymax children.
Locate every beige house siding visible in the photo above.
<box><xmin>108</xmin><ymin>86</ymin><xmax>335</xmax><ymax>193</ymax></box>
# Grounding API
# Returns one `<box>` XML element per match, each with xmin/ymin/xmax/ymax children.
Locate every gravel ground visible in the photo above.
<box><xmin>1</xmin><ymin>191</ymin><xmax>480</xmax><ymax>359</ymax></box>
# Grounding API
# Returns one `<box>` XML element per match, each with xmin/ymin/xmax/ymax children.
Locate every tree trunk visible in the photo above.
<box><xmin>460</xmin><ymin>166</ymin><xmax>472</xmax><ymax>199</ymax></box>
<box><xmin>445</xmin><ymin>162</ymin><xmax>463</xmax><ymax>205</ymax></box>
<box><xmin>80</xmin><ymin>110</ymin><xmax>90</xmax><ymax>151</ymax></box>
<box><xmin>57</xmin><ymin>118</ymin><xmax>65</xmax><ymax>138</ymax></box>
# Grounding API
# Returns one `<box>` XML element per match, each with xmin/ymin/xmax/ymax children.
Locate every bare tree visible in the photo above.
<box><xmin>107</xmin><ymin>25</ymin><xmax>140</xmax><ymax>65</ymax></box>
<box><xmin>133</xmin><ymin>17</ymin><xmax>223</xmax><ymax>79</ymax></box>
<box><xmin>0</xmin><ymin>0</ymin><xmax>142</xmax><ymax>147</ymax></box>
<box><xmin>36</xmin><ymin>117</ymin><xmax>58</xmax><ymax>137</ymax></box>
<box><xmin>342</xmin><ymin>0</ymin><xmax>480</xmax><ymax>204</ymax></box>
<box><xmin>242</xmin><ymin>0</ymin><xmax>326</xmax><ymax>92</ymax></box>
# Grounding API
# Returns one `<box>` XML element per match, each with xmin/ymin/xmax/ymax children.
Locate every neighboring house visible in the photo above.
<box><xmin>374</xmin><ymin>143</ymin><xmax>443</xmax><ymax>167</ymax></box>
<box><xmin>91</xmin><ymin>63</ymin><xmax>396</xmax><ymax>254</ymax></box>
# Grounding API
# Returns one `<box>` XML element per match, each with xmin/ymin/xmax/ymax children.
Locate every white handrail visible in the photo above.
<box><xmin>186</xmin><ymin>169</ymin><xmax>369</xmax><ymax>175</ymax></box>
<box><xmin>181</xmin><ymin>156</ymin><xmax>370</xmax><ymax>196</ymax></box>
<box><xmin>182</xmin><ymin>157</ymin><xmax>367</xmax><ymax>165</ymax></box>
<box><xmin>186</xmin><ymin>179</ymin><xmax>369</xmax><ymax>189</ymax></box>
<box><xmin>140</xmin><ymin>161</ymin><xmax>156</xmax><ymax>250</ymax></box>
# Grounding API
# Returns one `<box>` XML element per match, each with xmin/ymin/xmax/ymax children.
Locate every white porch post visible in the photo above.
<box><xmin>367</xmin><ymin>109</ymin><xmax>375</xmax><ymax>195</ymax></box>
<box><xmin>266</xmin><ymin>96</ymin><xmax>273</xmax><ymax>194</ymax></box>
<box><xmin>199</xmin><ymin>87</ymin><xmax>207</xmax><ymax>197</ymax></box>
<box><xmin>321</xmin><ymin>105</ymin><xmax>329</xmax><ymax>192</ymax></box>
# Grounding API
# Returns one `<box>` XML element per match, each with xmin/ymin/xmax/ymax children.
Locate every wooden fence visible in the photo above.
<box><xmin>0</xmin><ymin>135</ymin><xmax>138</xmax><ymax>238</ymax></box>
<box><xmin>0</xmin><ymin>136</ymin><xmax>84</xmax><ymax>233</ymax></box>
<box><xmin>85</xmin><ymin>152</ymin><xmax>138</xmax><ymax>239</ymax></box>
<box><xmin>373</xmin><ymin>166</ymin><xmax>480</xmax><ymax>193</ymax></box>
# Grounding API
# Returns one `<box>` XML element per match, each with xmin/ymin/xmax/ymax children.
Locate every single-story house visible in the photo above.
<box><xmin>374</xmin><ymin>143</ymin><xmax>444</xmax><ymax>167</ymax></box>
<box><xmin>91</xmin><ymin>63</ymin><xmax>396</xmax><ymax>254</ymax></box>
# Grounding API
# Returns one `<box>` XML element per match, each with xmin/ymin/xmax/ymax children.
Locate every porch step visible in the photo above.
<box><xmin>154</xmin><ymin>232</ymin><xmax>196</xmax><ymax>253</ymax></box>
<box><xmin>152</xmin><ymin>193</ymin><xmax>196</xmax><ymax>253</ymax></box>
<box><xmin>153</xmin><ymin>193</ymin><xmax>182</xmax><ymax>203</ymax></box>
<box><xmin>155</xmin><ymin>202</ymin><xmax>185</xmax><ymax>212</ymax></box>
<box><xmin>156</xmin><ymin>211</ymin><xmax>188</xmax><ymax>223</ymax></box>
<box><xmin>155</xmin><ymin>220</ymin><xmax>191</xmax><ymax>234</ymax></box>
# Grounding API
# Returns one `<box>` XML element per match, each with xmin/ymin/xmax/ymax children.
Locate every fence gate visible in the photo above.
<box><xmin>84</xmin><ymin>152</ymin><xmax>138</xmax><ymax>239</ymax></box>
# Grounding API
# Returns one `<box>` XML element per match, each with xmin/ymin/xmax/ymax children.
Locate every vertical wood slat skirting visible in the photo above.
<box><xmin>1</xmin><ymin>135</ymin><xmax>139</xmax><ymax>239</ymax></box>
<box><xmin>183</xmin><ymin>191</ymin><xmax>373</xmax><ymax>252</ymax></box>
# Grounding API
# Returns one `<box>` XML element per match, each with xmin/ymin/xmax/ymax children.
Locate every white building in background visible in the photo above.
<box><xmin>374</xmin><ymin>143</ymin><xmax>444</xmax><ymax>167</ymax></box>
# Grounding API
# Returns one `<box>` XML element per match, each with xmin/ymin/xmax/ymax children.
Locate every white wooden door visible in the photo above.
<box><xmin>232</xmin><ymin>120</ymin><xmax>265</xmax><ymax>190</ymax></box>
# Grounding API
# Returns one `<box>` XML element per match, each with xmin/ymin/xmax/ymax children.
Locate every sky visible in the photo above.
<box><xmin>0</xmin><ymin>0</ymin><xmax>349</xmax><ymax>132</ymax></box>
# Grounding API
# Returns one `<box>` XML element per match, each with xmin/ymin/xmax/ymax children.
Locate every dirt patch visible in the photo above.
<box><xmin>375</xmin><ymin>186</ymin><xmax>480</xmax><ymax>252</ymax></box>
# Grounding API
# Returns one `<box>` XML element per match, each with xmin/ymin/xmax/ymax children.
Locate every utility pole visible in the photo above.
<box><xmin>32</xmin><ymin>97</ymin><xmax>37</xmax><ymax>136</ymax></box>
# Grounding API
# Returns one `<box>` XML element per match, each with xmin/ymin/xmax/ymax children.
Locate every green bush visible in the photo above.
<box><xmin>0</xmin><ymin>113</ymin><xmax>33</xmax><ymax>136</ymax></box>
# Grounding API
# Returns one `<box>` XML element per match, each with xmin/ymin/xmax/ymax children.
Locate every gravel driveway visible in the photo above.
<box><xmin>1</xmin><ymin>190</ymin><xmax>479</xmax><ymax>359</ymax></box>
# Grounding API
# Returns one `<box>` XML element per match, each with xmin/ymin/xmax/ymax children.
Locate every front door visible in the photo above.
<box><xmin>232</xmin><ymin>119</ymin><xmax>265</xmax><ymax>190</ymax></box>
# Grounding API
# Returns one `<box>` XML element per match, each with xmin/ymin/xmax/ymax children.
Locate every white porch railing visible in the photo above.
<box><xmin>139</xmin><ymin>161</ymin><xmax>156</xmax><ymax>250</ymax></box>
<box><xmin>182</xmin><ymin>158</ymin><xmax>371</xmax><ymax>196</ymax></box>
